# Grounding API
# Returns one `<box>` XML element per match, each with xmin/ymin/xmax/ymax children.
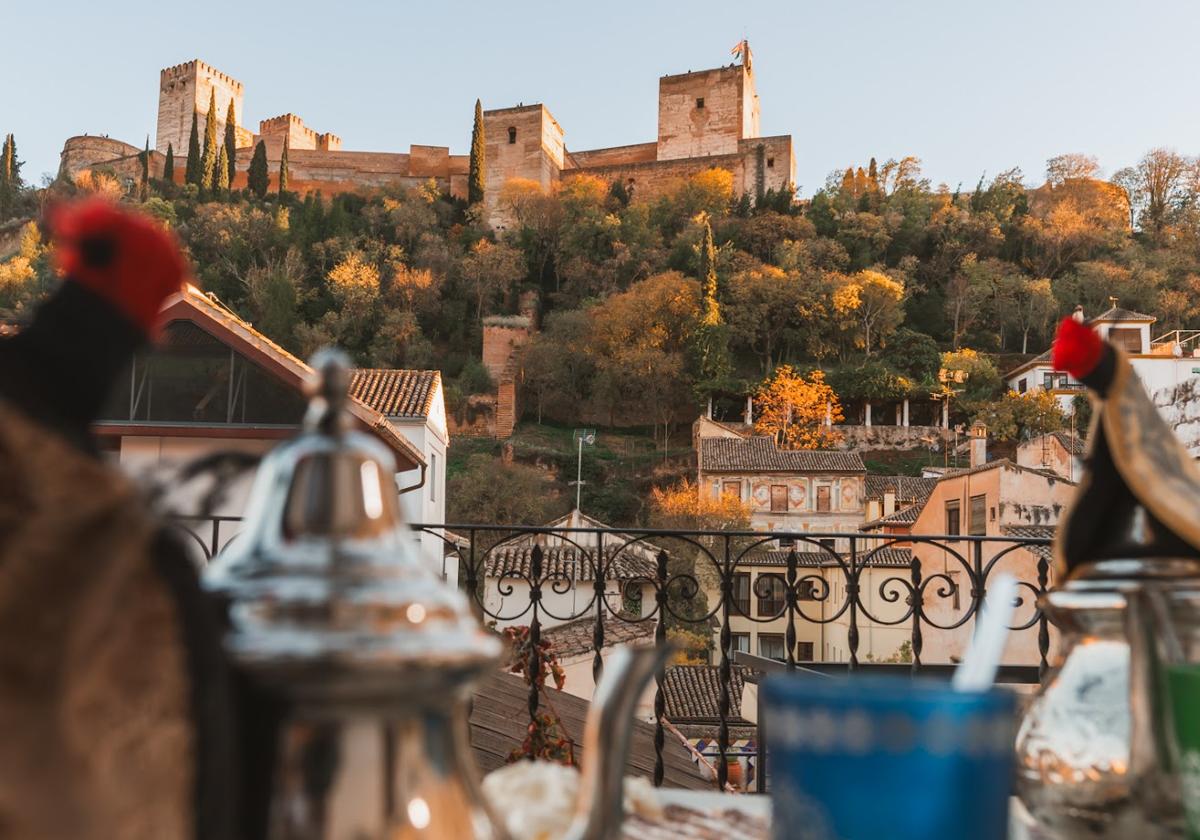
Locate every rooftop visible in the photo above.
<box><xmin>349</xmin><ymin>369</ymin><xmax>439</xmax><ymax>419</ymax></box>
<box><xmin>748</xmin><ymin>547</ymin><xmax>913</xmax><ymax>567</ymax></box>
<box><xmin>482</xmin><ymin>545</ymin><xmax>657</xmax><ymax>581</ymax></box>
<box><xmin>541</xmin><ymin>614</ymin><xmax>657</xmax><ymax>660</ymax></box>
<box><xmin>1090</xmin><ymin>306</ymin><xmax>1156</xmax><ymax>323</ymax></box>
<box><xmin>662</xmin><ymin>665</ymin><xmax>751</xmax><ymax>723</ymax></box>
<box><xmin>864</xmin><ymin>475</ymin><xmax>939</xmax><ymax>503</ymax></box>
<box><xmin>700</xmin><ymin>437</ymin><xmax>865</xmax><ymax>474</ymax></box>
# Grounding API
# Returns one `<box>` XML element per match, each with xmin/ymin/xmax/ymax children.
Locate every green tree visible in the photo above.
<box><xmin>468</xmin><ymin>98</ymin><xmax>486</xmax><ymax>205</ymax></box>
<box><xmin>223</xmin><ymin>98</ymin><xmax>238</xmax><ymax>187</ymax></box>
<box><xmin>163</xmin><ymin>143</ymin><xmax>175</xmax><ymax>183</ymax></box>
<box><xmin>185</xmin><ymin>111</ymin><xmax>201</xmax><ymax>185</ymax></box>
<box><xmin>200</xmin><ymin>89</ymin><xmax>219</xmax><ymax>192</ymax></box>
<box><xmin>973</xmin><ymin>390</ymin><xmax>1066</xmax><ymax>441</ymax></box>
<box><xmin>278</xmin><ymin>135</ymin><xmax>290</xmax><ymax>195</ymax></box>
<box><xmin>247</xmin><ymin>140</ymin><xmax>269</xmax><ymax>198</ymax></box>
<box><xmin>0</xmin><ymin>134</ymin><xmax>21</xmax><ymax>215</ymax></box>
<box><xmin>138</xmin><ymin>137</ymin><xmax>150</xmax><ymax>201</ymax></box>
<box><xmin>215</xmin><ymin>145</ymin><xmax>230</xmax><ymax>194</ymax></box>
<box><xmin>461</xmin><ymin>239</ymin><xmax>525</xmax><ymax>321</ymax></box>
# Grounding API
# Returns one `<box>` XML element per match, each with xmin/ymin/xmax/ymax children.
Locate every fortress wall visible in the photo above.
<box><xmin>157</xmin><ymin>60</ymin><xmax>244</xmax><ymax>156</ymax></box>
<box><xmin>482</xmin><ymin>105</ymin><xmax>564</xmax><ymax>228</ymax></box>
<box><xmin>657</xmin><ymin>65</ymin><xmax>749</xmax><ymax>161</ymax></box>
<box><xmin>565</xmin><ymin>142</ymin><xmax>658</xmax><ymax>169</ymax></box>
<box><xmin>60</xmin><ymin>136</ymin><xmax>165</xmax><ymax>183</ymax></box>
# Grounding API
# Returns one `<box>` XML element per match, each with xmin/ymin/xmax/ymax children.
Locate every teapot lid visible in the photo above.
<box><xmin>204</xmin><ymin>349</ymin><xmax>500</xmax><ymax>701</ymax></box>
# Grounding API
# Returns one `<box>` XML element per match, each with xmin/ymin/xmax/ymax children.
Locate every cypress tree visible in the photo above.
<box><xmin>215</xmin><ymin>145</ymin><xmax>230</xmax><ymax>195</ymax></box>
<box><xmin>278</xmin><ymin>135</ymin><xmax>290</xmax><ymax>195</ymax></box>
<box><xmin>247</xmin><ymin>140</ymin><xmax>269</xmax><ymax>198</ymax></box>
<box><xmin>185</xmin><ymin>111</ymin><xmax>201</xmax><ymax>185</ymax></box>
<box><xmin>139</xmin><ymin>136</ymin><xmax>150</xmax><ymax>200</ymax></box>
<box><xmin>200</xmin><ymin>88</ymin><xmax>219</xmax><ymax>192</ymax></box>
<box><xmin>1</xmin><ymin>135</ymin><xmax>13</xmax><ymax>187</ymax></box>
<box><xmin>163</xmin><ymin>143</ymin><xmax>175</xmax><ymax>183</ymax></box>
<box><xmin>468</xmin><ymin>99</ymin><xmax>486</xmax><ymax>205</ymax></box>
<box><xmin>223</xmin><ymin>98</ymin><xmax>238</xmax><ymax>187</ymax></box>
<box><xmin>691</xmin><ymin>216</ymin><xmax>731</xmax><ymax>404</ymax></box>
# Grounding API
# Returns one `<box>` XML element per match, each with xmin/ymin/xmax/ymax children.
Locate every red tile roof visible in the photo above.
<box><xmin>663</xmin><ymin>665</ymin><xmax>751</xmax><ymax>723</ymax></box>
<box><xmin>349</xmin><ymin>368</ymin><xmax>440</xmax><ymax>419</ymax></box>
<box><xmin>483</xmin><ymin>546</ymin><xmax>657</xmax><ymax>581</ymax></box>
<box><xmin>541</xmin><ymin>614</ymin><xmax>657</xmax><ymax>660</ymax></box>
<box><xmin>700</xmin><ymin>437</ymin><xmax>865</xmax><ymax>473</ymax></box>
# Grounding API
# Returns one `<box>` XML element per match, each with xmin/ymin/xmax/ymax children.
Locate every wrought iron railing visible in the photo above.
<box><xmin>172</xmin><ymin>516</ymin><xmax>1052</xmax><ymax>791</ymax></box>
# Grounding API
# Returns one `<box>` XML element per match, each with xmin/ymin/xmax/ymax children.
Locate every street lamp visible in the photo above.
<box><xmin>571</xmin><ymin>428</ymin><xmax>596</xmax><ymax>512</ymax></box>
<box><xmin>932</xmin><ymin>368</ymin><xmax>969</xmax><ymax>465</ymax></box>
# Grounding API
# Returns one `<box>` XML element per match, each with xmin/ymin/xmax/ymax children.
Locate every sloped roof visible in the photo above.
<box><xmin>541</xmin><ymin>614</ymin><xmax>657</xmax><ymax>660</ymax></box>
<box><xmin>942</xmin><ymin>457</ymin><xmax>1073</xmax><ymax>484</ymax></box>
<box><xmin>1000</xmin><ymin>525</ymin><xmax>1056</xmax><ymax>562</ymax></box>
<box><xmin>747</xmin><ymin>547</ymin><xmax>913</xmax><ymax>568</ymax></box>
<box><xmin>1052</xmin><ymin>431</ymin><xmax>1086</xmax><ymax>457</ymax></box>
<box><xmin>700</xmin><ymin>437</ymin><xmax>865</xmax><ymax>473</ymax></box>
<box><xmin>662</xmin><ymin>665</ymin><xmax>751</xmax><ymax>723</ymax></box>
<box><xmin>483</xmin><ymin>546</ymin><xmax>657</xmax><ymax>581</ymax></box>
<box><xmin>864</xmin><ymin>475</ymin><xmax>939</xmax><ymax>503</ymax></box>
<box><xmin>1090</xmin><ymin>306</ymin><xmax>1156</xmax><ymax>323</ymax></box>
<box><xmin>349</xmin><ymin>369</ymin><xmax>439</xmax><ymax>418</ymax></box>
<box><xmin>469</xmin><ymin>671</ymin><xmax>708</xmax><ymax>789</ymax></box>
<box><xmin>161</xmin><ymin>286</ymin><xmax>426</xmax><ymax>470</ymax></box>
<box><xmin>862</xmin><ymin>505</ymin><xmax>925</xmax><ymax>529</ymax></box>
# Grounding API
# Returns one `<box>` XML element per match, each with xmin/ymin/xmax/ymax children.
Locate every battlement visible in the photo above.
<box><xmin>159</xmin><ymin>59</ymin><xmax>244</xmax><ymax>91</ymax></box>
<box><xmin>658</xmin><ymin>63</ymin><xmax>746</xmax><ymax>83</ymax></box>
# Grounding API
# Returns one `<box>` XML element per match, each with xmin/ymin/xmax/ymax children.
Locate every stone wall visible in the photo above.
<box><xmin>483</xmin><ymin>105</ymin><xmax>564</xmax><ymax>229</ymax></box>
<box><xmin>566</xmin><ymin>142</ymin><xmax>658</xmax><ymax>169</ymax></box>
<box><xmin>481</xmin><ymin>320</ymin><xmax>532</xmax><ymax>383</ymax></box>
<box><xmin>830</xmin><ymin>424</ymin><xmax>945</xmax><ymax>452</ymax></box>
<box><xmin>157</xmin><ymin>60</ymin><xmax>244</xmax><ymax>156</ymax></box>
<box><xmin>656</xmin><ymin>65</ymin><xmax>756</xmax><ymax>161</ymax></box>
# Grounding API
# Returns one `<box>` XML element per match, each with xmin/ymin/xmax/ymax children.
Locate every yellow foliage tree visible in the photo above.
<box><xmin>327</xmin><ymin>251</ymin><xmax>380</xmax><ymax>300</ymax></box>
<box><xmin>649</xmin><ymin>477</ymin><xmax>751</xmax><ymax>533</ymax></box>
<box><xmin>753</xmin><ymin>365</ymin><xmax>844</xmax><ymax>449</ymax></box>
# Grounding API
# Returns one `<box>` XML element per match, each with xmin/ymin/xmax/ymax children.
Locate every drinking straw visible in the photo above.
<box><xmin>953</xmin><ymin>574</ymin><xmax>1018</xmax><ymax>693</ymax></box>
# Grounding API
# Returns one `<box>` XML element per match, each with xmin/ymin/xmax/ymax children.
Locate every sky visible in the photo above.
<box><xmin>6</xmin><ymin>0</ymin><xmax>1200</xmax><ymax>194</ymax></box>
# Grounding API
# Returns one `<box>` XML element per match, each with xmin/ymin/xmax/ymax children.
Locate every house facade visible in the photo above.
<box><xmin>1005</xmin><ymin>306</ymin><xmax>1200</xmax><ymax>456</ymax></box>
<box><xmin>1016</xmin><ymin>431</ymin><xmax>1084</xmax><ymax>482</ymax></box>
<box><xmin>94</xmin><ymin>286</ymin><xmax>448</xmax><ymax>571</ymax></box>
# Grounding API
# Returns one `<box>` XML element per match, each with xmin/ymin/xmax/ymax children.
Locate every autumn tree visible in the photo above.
<box><xmin>753</xmin><ymin>365</ymin><xmax>843</xmax><ymax>449</ymax></box>
<box><xmin>1045</xmin><ymin>153</ymin><xmax>1100</xmax><ymax>185</ymax></box>
<box><xmin>1112</xmin><ymin>148</ymin><xmax>1195</xmax><ymax>235</ymax></box>
<box><xmin>832</xmin><ymin>268</ymin><xmax>906</xmax><ymax>355</ymax></box>
<box><xmin>460</xmin><ymin>239</ymin><xmax>526</xmax><ymax>322</ymax></box>
<box><xmin>690</xmin><ymin>215</ymin><xmax>732</xmax><ymax>402</ymax></box>
<box><xmin>247</xmin><ymin>140</ymin><xmax>269</xmax><ymax>198</ymax></box>
<box><xmin>468</xmin><ymin>98</ymin><xmax>486</xmax><ymax>205</ymax></box>
<box><xmin>973</xmin><ymin>390</ymin><xmax>1066</xmax><ymax>441</ymax></box>
<box><xmin>726</xmin><ymin>263</ymin><xmax>811</xmax><ymax>371</ymax></box>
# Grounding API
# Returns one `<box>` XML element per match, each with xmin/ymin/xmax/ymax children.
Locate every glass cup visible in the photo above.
<box><xmin>763</xmin><ymin>674</ymin><xmax>1016</xmax><ymax>840</ymax></box>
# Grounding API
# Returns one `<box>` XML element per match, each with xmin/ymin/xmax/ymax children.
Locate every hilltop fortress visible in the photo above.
<box><xmin>60</xmin><ymin>46</ymin><xmax>795</xmax><ymax>225</ymax></box>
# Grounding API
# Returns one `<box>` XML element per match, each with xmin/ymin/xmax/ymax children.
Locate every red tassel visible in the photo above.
<box><xmin>1052</xmin><ymin>315</ymin><xmax>1105</xmax><ymax>379</ymax></box>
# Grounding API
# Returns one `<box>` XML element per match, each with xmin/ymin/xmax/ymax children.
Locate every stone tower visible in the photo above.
<box><xmin>156</xmin><ymin>60</ymin><xmax>246</xmax><ymax>156</ymax></box>
<box><xmin>656</xmin><ymin>57</ymin><xmax>760</xmax><ymax>161</ymax></box>
<box><xmin>481</xmin><ymin>104</ymin><xmax>564</xmax><ymax>229</ymax></box>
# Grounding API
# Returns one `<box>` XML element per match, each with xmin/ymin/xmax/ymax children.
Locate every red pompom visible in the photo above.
<box><xmin>1052</xmin><ymin>315</ymin><xmax>1105</xmax><ymax>378</ymax></box>
<box><xmin>50</xmin><ymin>199</ymin><xmax>186</xmax><ymax>336</ymax></box>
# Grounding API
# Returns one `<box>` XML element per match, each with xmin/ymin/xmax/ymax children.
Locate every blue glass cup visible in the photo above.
<box><xmin>763</xmin><ymin>675</ymin><xmax>1016</xmax><ymax>840</ymax></box>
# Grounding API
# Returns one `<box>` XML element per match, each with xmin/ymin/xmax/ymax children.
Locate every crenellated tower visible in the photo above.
<box><xmin>156</xmin><ymin>60</ymin><xmax>250</xmax><ymax>156</ymax></box>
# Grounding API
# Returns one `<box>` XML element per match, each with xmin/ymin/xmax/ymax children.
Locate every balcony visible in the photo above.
<box><xmin>172</xmin><ymin>517</ymin><xmax>1051</xmax><ymax>792</ymax></box>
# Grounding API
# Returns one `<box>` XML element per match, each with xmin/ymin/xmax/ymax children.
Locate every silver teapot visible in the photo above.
<box><xmin>205</xmin><ymin>349</ymin><xmax>668</xmax><ymax>840</ymax></box>
<box><xmin>1015</xmin><ymin>557</ymin><xmax>1200</xmax><ymax>839</ymax></box>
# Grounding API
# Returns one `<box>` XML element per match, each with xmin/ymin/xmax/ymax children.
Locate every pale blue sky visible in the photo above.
<box><xmin>6</xmin><ymin>0</ymin><xmax>1198</xmax><ymax>193</ymax></box>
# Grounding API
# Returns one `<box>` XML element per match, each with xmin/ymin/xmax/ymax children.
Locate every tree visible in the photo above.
<box><xmin>726</xmin><ymin>263</ymin><xmax>811</xmax><ymax>371</ymax></box>
<box><xmin>215</xmin><ymin>145</ymin><xmax>230</xmax><ymax>194</ymax></box>
<box><xmin>753</xmin><ymin>365</ymin><xmax>843</xmax><ymax>449</ymax></box>
<box><xmin>1112</xmin><ymin>148</ymin><xmax>1194</xmax><ymax>234</ymax></box>
<box><xmin>447</xmin><ymin>453</ymin><xmax>566</xmax><ymax>525</ymax></box>
<box><xmin>185</xmin><ymin>111</ymin><xmax>201</xmax><ymax>185</ymax></box>
<box><xmin>973</xmin><ymin>390</ymin><xmax>1066</xmax><ymax>441</ymax></box>
<box><xmin>832</xmin><ymin>269</ymin><xmax>906</xmax><ymax>355</ymax></box>
<box><xmin>223</xmin><ymin>98</ymin><xmax>238</xmax><ymax>187</ymax></box>
<box><xmin>1045</xmin><ymin>153</ymin><xmax>1100</xmax><ymax>186</ymax></box>
<box><xmin>278</xmin><ymin>135</ymin><xmax>290</xmax><ymax>195</ymax></box>
<box><xmin>997</xmin><ymin>274</ymin><xmax>1056</xmax><ymax>353</ymax></box>
<box><xmin>940</xmin><ymin>348</ymin><xmax>1003</xmax><ymax>414</ymax></box>
<box><xmin>691</xmin><ymin>216</ymin><xmax>732</xmax><ymax>401</ymax></box>
<box><xmin>461</xmin><ymin>239</ymin><xmax>525</xmax><ymax>322</ymax></box>
<box><xmin>468</xmin><ymin>98</ymin><xmax>486</xmax><ymax>205</ymax></box>
<box><xmin>200</xmin><ymin>89</ymin><xmax>219</xmax><ymax>192</ymax></box>
<box><xmin>163</xmin><ymin>143</ymin><xmax>175</xmax><ymax>183</ymax></box>
<box><xmin>247</xmin><ymin>141</ymin><xmax>269</xmax><ymax>198</ymax></box>
<box><xmin>945</xmin><ymin>255</ymin><xmax>999</xmax><ymax>348</ymax></box>
<box><xmin>0</xmin><ymin>134</ymin><xmax>22</xmax><ymax>216</ymax></box>
<box><xmin>138</xmin><ymin>137</ymin><xmax>150</xmax><ymax>201</ymax></box>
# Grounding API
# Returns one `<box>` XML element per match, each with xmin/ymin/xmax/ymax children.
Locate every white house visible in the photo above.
<box><xmin>94</xmin><ymin>285</ymin><xmax>448</xmax><ymax>570</ymax></box>
<box><xmin>1005</xmin><ymin>305</ymin><xmax>1200</xmax><ymax>455</ymax></box>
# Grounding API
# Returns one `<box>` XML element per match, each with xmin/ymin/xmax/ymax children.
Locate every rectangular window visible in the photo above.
<box><xmin>507</xmin><ymin>126</ymin><xmax>517</xmax><ymax>144</ymax></box>
<box><xmin>770</xmin><ymin>484</ymin><xmax>788</xmax><ymax>512</ymax></box>
<box><xmin>778</xmin><ymin>536</ymin><xmax>795</xmax><ymax>548</ymax></box>
<box><xmin>722</xmin><ymin>480</ymin><xmax>742</xmax><ymax>500</ymax></box>
<box><xmin>818</xmin><ymin>538</ymin><xmax>836</xmax><ymax>553</ymax></box>
<box><xmin>969</xmin><ymin>494</ymin><xmax>987</xmax><ymax>536</ymax></box>
<box><xmin>732</xmin><ymin>573</ymin><xmax>750</xmax><ymax>615</ymax></box>
<box><xmin>756</xmin><ymin>575</ymin><xmax>785</xmax><ymax>617</ymax></box>
<box><xmin>1109</xmin><ymin>328</ymin><xmax>1143</xmax><ymax>354</ymax></box>
<box><xmin>759</xmin><ymin>634</ymin><xmax>785</xmax><ymax>661</ymax></box>
<box><xmin>767</xmin><ymin>157</ymin><xmax>775</xmax><ymax>168</ymax></box>
<box><xmin>816</xmin><ymin>485</ymin><xmax>832</xmax><ymax>512</ymax></box>
<box><xmin>796</xmin><ymin>641</ymin><xmax>815</xmax><ymax>661</ymax></box>
<box><xmin>430</xmin><ymin>452</ymin><xmax>437</xmax><ymax>502</ymax></box>
<box><xmin>798</xmin><ymin>579</ymin><xmax>816</xmax><ymax>601</ymax></box>
<box><xmin>1018</xmin><ymin>378</ymin><xmax>1027</xmax><ymax>394</ymax></box>
<box><xmin>696</xmin><ymin>97</ymin><xmax>705</xmax><ymax>109</ymax></box>
<box><xmin>945</xmin><ymin>500</ymin><xmax>961</xmax><ymax>536</ymax></box>
<box><xmin>1043</xmin><ymin>372</ymin><xmax>1055</xmax><ymax>390</ymax></box>
<box><xmin>731</xmin><ymin>633</ymin><xmax>750</xmax><ymax>655</ymax></box>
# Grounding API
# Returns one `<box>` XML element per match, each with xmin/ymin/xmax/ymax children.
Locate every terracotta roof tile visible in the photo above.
<box><xmin>747</xmin><ymin>547</ymin><xmax>913</xmax><ymax>567</ymax></box>
<box><xmin>663</xmin><ymin>665</ymin><xmax>750</xmax><ymax>722</ymax></box>
<box><xmin>864</xmin><ymin>475</ymin><xmax>938</xmax><ymax>503</ymax></box>
<box><xmin>349</xmin><ymin>369</ymin><xmax>439</xmax><ymax>418</ymax></box>
<box><xmin>541</xmin><ymin>614</ymin><xmax>657</xmax><ymax>660</ymax></box>
<box><xmin>1089</xmin><ymin>306</ymin><xmax>1156</xmax><ymax>323</ymax></box>
<box><xmin>700</xmin><ymin>437</ymin><xmax>864</xmax><ymax>473</ymax></box>
<box><xmin>1052</xmin><ymin>431</ymin><xmax>1086</xmax><ymax>457</ymax></box>
<box><xmin>1001</xmin><ymin>525</ymin><xmax>1056</xmax><ymax>561</ymax></box>
<box><xmin>483</xmin><ymin>546</ymin><xmax>657</xmax><ymax>581</ymax></box>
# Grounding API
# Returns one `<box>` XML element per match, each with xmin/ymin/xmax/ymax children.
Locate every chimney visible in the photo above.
<box><xmin>1072</xmin><ymin>304</ymin><xmax>1085</xmax><ymax>323</ymax></box>
<box><xmin>883</xmin><ymin>489</ymin><xmax>896</xmax><ymax>517</ymax></box>
<box><xmin>744</xmin><ymin>395</ymin><xmax>753</xmax><ymax>427</ymax></box>
<box><xmin>969</xmin><ymin>421</ymin><xmax>988</xmax><ymax>469</ymax></box>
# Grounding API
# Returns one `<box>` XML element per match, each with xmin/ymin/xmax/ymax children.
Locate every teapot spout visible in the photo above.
<box><xmin>564</xmin><ymin>645</ymin><xmax>673</xmax><ymax>840</ymax></box>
